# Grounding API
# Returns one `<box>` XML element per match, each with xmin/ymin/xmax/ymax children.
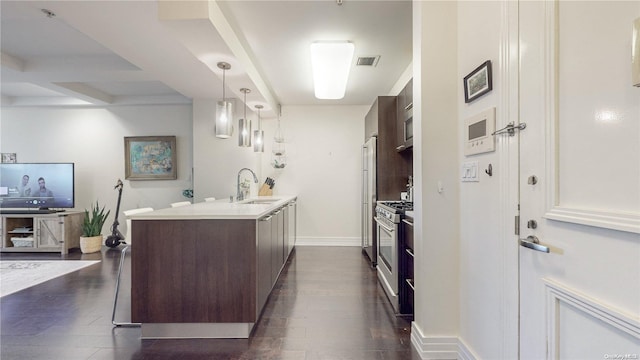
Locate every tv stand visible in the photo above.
<box><xmin>0</xmin><ymin>211</ymin><xmax>84</xmax><ymax>254</ymax></box>
<box><xmin>37</xmin><ymin>208</ymin><xmax>66</xmax><ymax>213</ymax></box>
<box><xmin>0</xmin><ymin>209</ymin><xmax>57</xmax><ymax>215</ymax></box>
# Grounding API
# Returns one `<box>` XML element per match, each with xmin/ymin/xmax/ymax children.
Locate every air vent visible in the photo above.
<box><xmin>356</xmin><ymin>56</ymin><xmax>380</xmax><ymax>67</ymax></box>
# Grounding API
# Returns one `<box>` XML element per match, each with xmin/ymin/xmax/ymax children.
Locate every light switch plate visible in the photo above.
<box><xmin>461</xmin><ymin>161</ymin><xmax>479</xmax><ymax>182</ymax></box>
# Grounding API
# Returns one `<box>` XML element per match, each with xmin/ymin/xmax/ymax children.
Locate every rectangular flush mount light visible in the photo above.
<box><xmin>310</xmin><ymin>41</ymin><xmax>355</xmax><ymax>99</ymax></box>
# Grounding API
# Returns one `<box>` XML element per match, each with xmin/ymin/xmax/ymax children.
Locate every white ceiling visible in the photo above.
<box><xmin>0</xmin><ymin>0</ymin><xmax>412</xmax><ymax>117</ymax></box>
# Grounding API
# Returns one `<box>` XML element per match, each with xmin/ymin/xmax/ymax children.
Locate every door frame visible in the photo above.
<box><xmin>501</xmin><ymin>1</ymin><xmax>521</xmax><ymax>358</ymax></box>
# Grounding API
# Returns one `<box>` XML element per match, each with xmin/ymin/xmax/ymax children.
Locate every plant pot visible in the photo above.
<box><xmin>80</xmin><ymin>235</ymin><xmax>103</xmax><ymax>254</ymax></box>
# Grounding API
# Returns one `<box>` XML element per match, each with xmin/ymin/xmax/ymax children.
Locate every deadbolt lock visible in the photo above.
<box><xmin>528</xmin><ymin>175</ymin><xmax>538</xmax><ymax>185</ymax></box>
<box><xmin>527</xmin><ymin>220</ymin><xmax>538</xmax><ymax>229</ymax></box>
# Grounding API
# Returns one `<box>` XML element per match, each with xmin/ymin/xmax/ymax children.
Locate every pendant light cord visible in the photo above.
<box><xmin>222</xmin><ymin>68</ymin><xmax>226</xmax><ymax>102</ymax></box>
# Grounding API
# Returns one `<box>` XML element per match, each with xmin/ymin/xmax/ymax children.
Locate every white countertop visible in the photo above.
<box><xmin>129</xmin><ymin>195</ymin><xmax>297</xmax><ymax>220</ymax></box>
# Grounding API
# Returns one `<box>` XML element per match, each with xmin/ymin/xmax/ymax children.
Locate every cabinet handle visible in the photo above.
<box><xmin>404</xmin><ymin>103</ymin><xmax>413</xmax><ymax>111</ymax></box>
<box><xmin>406</xmin><ymin>278</ymin><xmax>415</xmax><ymax>291</ymax></box>
<box><xmin>402</xmin><ymin>219</ymin><xmax>413</xmax><ymax>226</ymax></box>
<box><xmin>405</xmin><ymin>248</ymin><xmax>414</xmax><ymax>257</ymax></box>
<box><xmin>396</xmin><ymin>145</ymin><xmax>406</xmax><ymax>151</ymax></box>
<box><xmin>261</xmin><ymin>216</ymin><xmax>273</xmax><ymax>221</ymax></box>
<box><xmin>374</xmin><ymin>218</ymin><xmax>395</xmax><ymax>233</ymax></box>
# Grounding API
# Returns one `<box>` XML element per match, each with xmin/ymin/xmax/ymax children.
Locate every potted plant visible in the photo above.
<box><xmin>80</xmin><ymin>201</ymin><xmax>110</xmax><ymax>254</ymax></box>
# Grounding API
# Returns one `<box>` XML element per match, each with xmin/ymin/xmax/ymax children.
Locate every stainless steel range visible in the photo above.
<box><xmin>375</xmin><ymin>201</ymin><xmax>413</xmax><ymax>312</ymax></box>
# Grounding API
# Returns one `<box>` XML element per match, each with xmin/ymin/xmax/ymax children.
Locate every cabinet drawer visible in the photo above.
<box><xmin>406</xmin><ymin>249</ymin><xmax>414</xmax><ymax>280</ymax></box>
<box><xmin>402</xmin><ymin>216</ymin><xmax>414</xmax><ymax>250</ymax></box>
<box><xmin>400</xmin><ymin>214</ymin><xmax>415</xmax><ymax>316</ymax></box>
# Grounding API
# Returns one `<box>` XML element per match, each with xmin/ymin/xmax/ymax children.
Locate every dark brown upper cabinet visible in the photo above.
<box><xmin>365</xmin><ymin>96</ymin><xmax>412</xmax><ymax>201</ymax></box>
<box><xmin>396</xmin><ymin>78</ymin><xmax>413</xmax><ymax>152</ymax></box>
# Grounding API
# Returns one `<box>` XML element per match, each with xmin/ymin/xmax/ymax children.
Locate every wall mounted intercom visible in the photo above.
<box><xmin>464</xmin><ymin>107</ymin><xmax>496</xmax><ymax>156</ymax></box>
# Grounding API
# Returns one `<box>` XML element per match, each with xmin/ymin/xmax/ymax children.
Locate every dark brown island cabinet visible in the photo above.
<box><xmin>130</xmin><ymin>196</ymin><xmax>297</xmax><ymax>339</ymax></box>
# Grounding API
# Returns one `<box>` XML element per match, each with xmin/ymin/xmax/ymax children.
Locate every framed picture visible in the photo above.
<box><xmin>124</xmin><ymin>136</ymin><xmax>177</xmax><ymax>180</ymax></box>
<box><xmin>463</xmin><ymin>60</ymin><xmax>493</xmax><ymax>103</ymax></box>
<box><xmin>1</xmin><ymin>153</ymin><xmax>17</xmax><ymax>163</ymax></box>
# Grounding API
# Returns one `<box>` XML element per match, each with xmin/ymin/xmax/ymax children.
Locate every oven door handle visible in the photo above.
<box><xmin>374</xmin><ymin>217</ymin><xmax>395</xmax><ymax>233</ymax></box>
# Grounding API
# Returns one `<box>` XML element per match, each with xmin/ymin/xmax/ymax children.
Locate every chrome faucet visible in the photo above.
<box><xmin>236</xmin><ymin>168</ymin><xmax>259</xmax><ymax>201</ymax></box>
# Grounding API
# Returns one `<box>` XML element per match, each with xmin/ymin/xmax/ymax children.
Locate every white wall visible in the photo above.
<box><xmin>411</xmin><ymin>1</ymin><xmax>460</xmax><ymax>357</ymax></box>
<box><xmin>0</xmin><ymin>105</ymin><xmax>193</xmax><ymax>240</ymax></box>
<box><xmin>1</xmin><ymin>101</ymin><xmax>367</xmax><ymax>246</ymax></box>
<box><xmin>456</xmin><ymin>1</ymin><xmax>518</xmax><ymax>359</ymax></box>
<box><xmin>193</xmin><ymin>102</ymin><xmax>368</xmax><ymax>245</ymax></box>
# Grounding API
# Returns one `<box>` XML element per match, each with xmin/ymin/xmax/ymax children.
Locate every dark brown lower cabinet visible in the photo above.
<box><xmin>131</xmin><ymin>219</ymin><xmax>258</xmax><ymax>323</ymax></box>
<box><xmin>399</xmin><ymin>214</ymin><xmax>414</xmax><ymax>317</ymax></box>
<box><xmin>257</xmin><ymin>214</ymin><xmax>273</xmax><ymax>311</ymax></box>
<box><xmin>131</xmin><ymin>206</ymin><xmax>295</xmax><ymax>326</ymax></box>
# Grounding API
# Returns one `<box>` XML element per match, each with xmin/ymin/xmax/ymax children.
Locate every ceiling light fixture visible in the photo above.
<box><xmin>215</xmin><ymin>62</ymin><xmax>233</xmax><ymax>138</ymax></box>
<box><xmin>253</xmin><ymin>105</ymin><xmax>264</xmax><ymax>153</ymax></box>
<box><xmin>310</xmin><ymin>41</ymin><xmax>355</xmax><ymax>100</ymax></box>
<box><xmin>238</xmin><ymin>88</ymin><xmax>252</xmax><ymax>147</ymax></box>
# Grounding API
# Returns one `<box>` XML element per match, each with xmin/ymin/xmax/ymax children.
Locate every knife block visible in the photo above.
<box><xmin>258</xmin><ymin>184</ymin><xmax>273</xmax><ymax>196</ymax></box>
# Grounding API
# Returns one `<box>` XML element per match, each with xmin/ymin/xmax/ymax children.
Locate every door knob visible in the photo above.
<box><xmin>519</xmin><ymin>235</ymin><xmax>549</xmax><ymax>253</ymax></box>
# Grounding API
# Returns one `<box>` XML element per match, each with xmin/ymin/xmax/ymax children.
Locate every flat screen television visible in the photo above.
<box><xmin>0</xmin><ymin>163</ymin><xmax>75</xmax><ymax>211</ymax></box>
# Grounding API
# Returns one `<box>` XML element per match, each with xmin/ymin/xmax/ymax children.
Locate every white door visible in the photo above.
<box><xmin>518</xmin><ymin>1</ymin><xmax>640</xmax><ymax>358</ymax></box>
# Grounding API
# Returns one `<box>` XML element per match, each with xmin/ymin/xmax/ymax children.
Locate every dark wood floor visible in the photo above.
<box><xmin>1</xmin><ymin>246</ymin><xmax>419</xmax><ymax>360</ymax></box>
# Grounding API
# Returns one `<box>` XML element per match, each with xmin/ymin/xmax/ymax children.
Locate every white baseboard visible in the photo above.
<box><xmin>295</xmin><ymin>236</ymin><xmax>360</xmax><ymax>246</ymax></box>
<box><xmin>458</xmin><ymin>338</ymin><xmax>479</xmax><ymax>360</ymax></box>
<box><xmin>411</xmin><ymin>322</ymin><xmax>474</xmax><ymax>360</ymax></box>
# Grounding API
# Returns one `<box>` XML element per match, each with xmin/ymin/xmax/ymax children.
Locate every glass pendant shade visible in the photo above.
<box><xmin>238</xmin><ymin>118</ymin><xmax>252</xmax><ymax>146</ymax></box>
<box><xmin>215</xmin><ymin>100</ymin><xmax>233</xmax><ymax>138</ymax></box>
<box><xmin>238</xmin><ymin>88</ymin><xmax>252</xmax><ymax>147</ymax></box>
<box><xmin>253</xmin><ymin>104</ymin><xmax>264</xmax><ymax>152</ymax></box>
<box><xmin>253</xmin><ymin>130</ymin><xmax>264</xmax><ymax>152</ymax></box>
<box><xmin>214</xmin><ymin>62</ymin><xmax>233</xmax><ymax>139</ymax></box>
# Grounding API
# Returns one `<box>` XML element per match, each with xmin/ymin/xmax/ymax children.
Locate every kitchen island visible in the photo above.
<box><xmin>129</xmin><ymin>195</ymin><xmax>297</xmax><ymax>339</ymax></box>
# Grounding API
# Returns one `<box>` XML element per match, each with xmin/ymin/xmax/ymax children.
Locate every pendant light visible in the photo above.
<box><xmin>253</xmin><ymin>105</ymin><xmax>264</xmax><ymax>152</ymax></box>
<box><xmin>238</xmin><ymin>88</ymin><xmax>252</xmax><ymax>147</ymax></box>
<box><xmin>215</xmin><ymin>62</ymin><xmax>233</xmax><ymax>138</ymax></box>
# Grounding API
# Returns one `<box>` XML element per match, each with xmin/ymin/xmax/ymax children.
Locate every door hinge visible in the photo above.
<box><xmin>515</xmin><ymin>215</ymin><xmax>520</xmax><ymax>236</ymax></box>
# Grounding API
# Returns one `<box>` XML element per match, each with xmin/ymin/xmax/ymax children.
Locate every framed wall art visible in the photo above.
<box><xmin>124</xmin><ymin>136</ymin><xmax>177</xmax><ymax>180</ymax></box>
<box><xmin>1</xmin><ymin>153</ymin><xmax>17</xmax><ymax>163</ymax></box>
<box><xmin>463</xmin><ymin>60</ymin><xmax>493</xmax><ymax>103</ymax></box>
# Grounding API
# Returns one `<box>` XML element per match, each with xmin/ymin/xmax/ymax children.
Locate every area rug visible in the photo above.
<box><xmin>0</xmin><ymin>260</ymin><xmax>100</xmax><ymax>297</ymax></box>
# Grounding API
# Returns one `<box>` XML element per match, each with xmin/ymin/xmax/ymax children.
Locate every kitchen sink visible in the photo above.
<box><xmin>240</xmin><ymin>199</ymin><xmax>279</xmax><ymax>204</ymax></box>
